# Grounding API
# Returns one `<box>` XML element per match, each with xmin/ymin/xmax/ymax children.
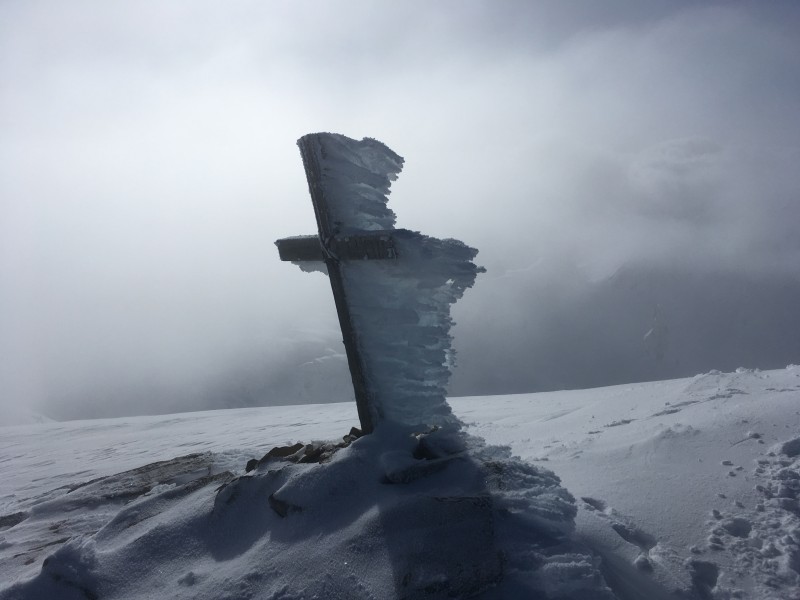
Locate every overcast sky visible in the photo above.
<box><xmin>2</xmin><ymin>1</ymin><xmax>799</xmax><ymax>422</ymax></box>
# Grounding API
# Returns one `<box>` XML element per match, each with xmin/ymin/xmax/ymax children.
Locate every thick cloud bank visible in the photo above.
<box><xmin>1</xmin><ymin>1</ymin><xmax>798</xmax><ymax>421</ymax></box>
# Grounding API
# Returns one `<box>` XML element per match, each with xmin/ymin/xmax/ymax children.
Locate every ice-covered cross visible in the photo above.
<box><xmin>276</xmin><ymin>133</ymin><xmax>483</xmax><ymax>435</ymax></box>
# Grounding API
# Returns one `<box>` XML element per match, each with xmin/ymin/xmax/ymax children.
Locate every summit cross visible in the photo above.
<box><xmin>276</xmin><ymin>135</ymin><xmax>397</xmax><ymax>434</ymax></box>
<box><xmin>275</xmin><ymin>133</ymin><xmax>483</xmax><ymax>436</ymax></box>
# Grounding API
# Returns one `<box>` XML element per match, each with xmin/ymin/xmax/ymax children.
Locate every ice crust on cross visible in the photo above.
<box><xmin>313</xmin><ymin>134</ymin><xmax>403</xmax><ymax>233</ymax></box>
<box><xmin>344</xmin><ymin>231</ymin><xmax>483</xmax><ymax>428</ymax></box>
<box><xmin>298</xmin><ymin>134</ymin><xmax>484</xmax><ymax>430</ymax></box>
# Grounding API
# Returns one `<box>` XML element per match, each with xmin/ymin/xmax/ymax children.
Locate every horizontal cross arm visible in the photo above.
<box><xmin>276</xmin><ymin>232</ymin><xmax>397</xmax><ymax>262</ymax></box>
<box><xmin>276</xmin><ymin>236</ymin><xmax>323</xmax><ymax>262</ymax></box>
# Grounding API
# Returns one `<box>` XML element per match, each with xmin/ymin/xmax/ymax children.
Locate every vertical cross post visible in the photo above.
<box><xmin>296</xmin><ymin>137</ymin><xmax>376</xmax><ymax>434</ymax></box>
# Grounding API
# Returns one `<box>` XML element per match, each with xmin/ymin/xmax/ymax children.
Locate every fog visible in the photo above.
<box><xmin>2</xmin><ymin>1</ymin><xmax>799</xmax><ymax>423</ymax></box>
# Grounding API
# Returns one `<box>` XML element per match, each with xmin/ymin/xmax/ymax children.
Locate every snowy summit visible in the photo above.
<box><xmin>1</xmin><ymin>367</ymin><xmax>799</xmax><ymax>598</ymax></box>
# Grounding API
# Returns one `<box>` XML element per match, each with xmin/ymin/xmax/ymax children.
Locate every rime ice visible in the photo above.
<box><xmin>343</xmin><ymin>231</ymin><xmax>483</xmax><ymax>428</ymax></box>
<box><xmin>309</xmin><ymin>134</ymin><xmax>403</xmax><ymax>233</ymax></box>
<box><xmin>278</xmin><ymin>133</ymin><xmax>484</xmax><ymax>431</ymax></box>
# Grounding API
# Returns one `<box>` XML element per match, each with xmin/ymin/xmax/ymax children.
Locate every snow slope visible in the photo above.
<box><xmin>2</xmin><ymin>367</ymin><xmax>800</xmax><ymax>598</ymax></box>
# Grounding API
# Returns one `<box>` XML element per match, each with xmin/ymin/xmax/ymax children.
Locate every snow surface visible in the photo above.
<box><xmin>2</xmin><ymin>367</ymin><xmax>800</xmax><ymax>598</ymax></box>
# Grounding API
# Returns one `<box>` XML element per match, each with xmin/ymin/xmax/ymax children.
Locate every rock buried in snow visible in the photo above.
<box><xmin>343</xmin><ymin>426</ymin><xmax>363</xmax><ymax>444</ymax></box>
<box><xmin>267</xmin><ymin>493</ymin><xmax>302</xmax><ymax>518</ymax></box>
<box><xmin>0</xmin><ymin>512</ymin><xmax>27</xmax><ymax>530</ymax></box>
<box><xmin>259</xmin><ymin>441</ymin><xmax>305</xmax><ymax>462</ymax></box>
<box><xmin>245</xmin><ymin>435</ymin><xmax>362</xmax><ymax>473</ymax></box>
<box><xmin>0</xmin><ymin>452</ymin><xmax>235</xmax><ymax>591</ymax></box>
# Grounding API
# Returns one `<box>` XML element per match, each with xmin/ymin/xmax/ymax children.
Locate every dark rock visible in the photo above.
<box><xmin>258</xmin><ymin>442</ymin><xmax>304</xmax><ymax>466</ymax></box>
<box><xmin>245</xmin><ymin>458</ymin><xmax>258</xmax><ymax>473</ymax></box>
<box><xmin>298</xmin><ymin>444</ymin><xmax>326</xmax><ymax>464</ymax></box>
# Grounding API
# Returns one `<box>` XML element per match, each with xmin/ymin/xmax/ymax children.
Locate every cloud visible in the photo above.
<box><xmin>1</xmin><ymin>1</ymin><xmax>799</xmax><ymax>420</ymax></box>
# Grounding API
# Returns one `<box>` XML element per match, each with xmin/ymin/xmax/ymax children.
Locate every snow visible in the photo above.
<box><xmin>0</xmin><ymin>418</ymin><xmax>602</xmax><ymax>598</ymax></box>
<box><xmin>460</xmin><ymin>367</ymin><xmax>800</xmax><ymax>598</ymax></box>
<box><xmin>2</xmin><ymin>367</ymin><xmax>800</xmax><ymax>598</ymax></box>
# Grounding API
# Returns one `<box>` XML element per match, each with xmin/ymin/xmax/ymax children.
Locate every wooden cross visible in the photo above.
<box><xmin>275</xmin><ymin>134</ymin><xmax>399</xmax><ymax>435</ymax></box>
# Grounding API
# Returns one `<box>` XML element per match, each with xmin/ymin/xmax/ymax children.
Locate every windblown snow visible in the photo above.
<box><xmin>2</xmin><ymin>367</ymin><xmax>800</xmax><ymax>599</ymax></box>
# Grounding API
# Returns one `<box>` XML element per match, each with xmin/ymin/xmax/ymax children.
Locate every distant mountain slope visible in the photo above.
<box><xmin>1</xmin><ymin>410</ymin><xmax>54</xmax><ymax>427</ymax></box>
<box><xmin>451</xmin><ymin>263</ymin><xmax>800</xmax><ymax>395</ymax></box>
<box><xmin>31</xmin><ymin>263</ymin><xmax>800</xmax><ymax>421</ymax></box>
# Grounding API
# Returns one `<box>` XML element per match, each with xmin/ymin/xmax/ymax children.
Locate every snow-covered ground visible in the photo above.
<box><xmin>2</xmin><ymin>367</ymin><xmax>800</xmax><ymax>598</ymax></box>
